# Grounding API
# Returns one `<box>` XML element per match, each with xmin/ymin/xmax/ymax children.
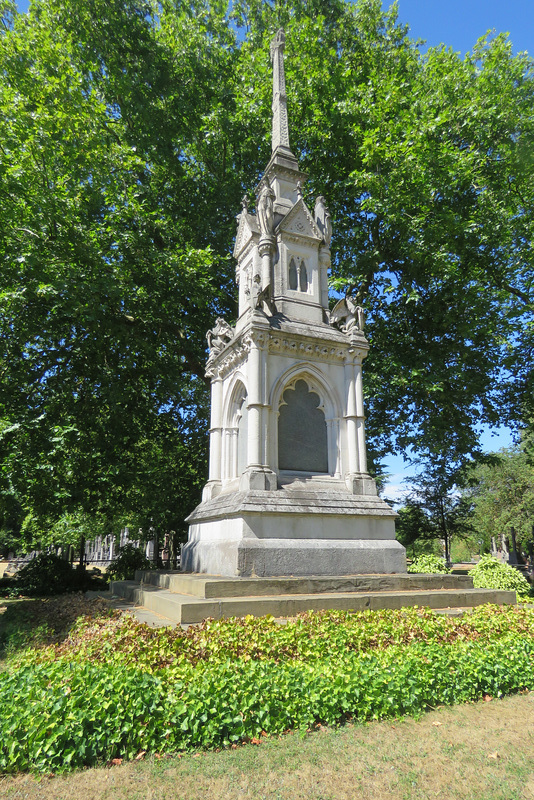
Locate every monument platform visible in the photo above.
<box><xmin>183</xmin><ymin>488</ymin><xmax>403</xmax><ymax>577</ymax></box>
<box><xmin>110</xmin><ymin>570</ymin><xmax>516</xmax><ymax>625</ymax></box>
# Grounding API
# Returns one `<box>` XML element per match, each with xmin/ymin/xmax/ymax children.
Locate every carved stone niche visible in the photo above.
<box><xmin>278</xmin><ymin>379</ymin><xmax>328</xmax><ymax>473</ymax></box>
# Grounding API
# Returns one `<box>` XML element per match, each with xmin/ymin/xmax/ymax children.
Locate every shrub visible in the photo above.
<box><xmin>0</xmin><ymin>576</ymin><xmax>19</xmax><ymax>598</ymax></box>
<box><xmin>470</xmin><ymin>555</ymin><xmax>532</xmax><ymax>602</ymax></box>
<box><xmin>3</xmin><ymin>604</ymin><xmax>534</xmax><ymax>773</ymax></box>
<box><xmin>15</xmin><ymin>554</ymin><xmax>78</xmax><ymax>596</ymax></box>
<box><xmin>107</xmin><ymin>544</ymin><xmax>153</xmax><ymax>581</ymax></box>
<box><xmin>407</xmin><ymin>554</ymin><xmax>451</xmax><ymax>574</ymax></box>
<box><xmin>13</xmin><ymin>554</ymin><xmax>105</xmax><ymax>596</ymax></box>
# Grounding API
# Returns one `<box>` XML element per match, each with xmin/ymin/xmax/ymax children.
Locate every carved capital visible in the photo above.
<box><xmin>258</xmin><ymin>236</ymin><xmax>276</xmax><ymax>257</ymax></box>
<box><xmin>244</xmin><ymin>327</ymin><xmax>269</xmax><ymax>350</ymax></box>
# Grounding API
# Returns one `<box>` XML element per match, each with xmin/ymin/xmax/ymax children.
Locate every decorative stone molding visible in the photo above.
<box><xmin>216</xmin><ymin>338</ymin><xmax>251</xmax><ymax>379</ymax></box>
<box><xmin>258</xmin><ymin>236</ymin><xmax>276</xmax><ymax>257</ymax></box>
<box><xmin>269</xmin><ymin>335</ymin><xmax>346</xmax><ymax>362</ymax></box>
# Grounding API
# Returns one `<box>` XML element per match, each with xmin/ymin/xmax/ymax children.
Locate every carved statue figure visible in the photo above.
<box><xmin>257</xmin><ymin>183</ymin><xmax>276</xmax><ymax>239</ymax></box>
<box><xmin>251</xmin><ymin>272</ymin><xmax>263</xmax><ymax>309</ymax></box>
<box><xmin>206</xmin><ymin>317</ymin><xmax>234</xmax><ymax>356</ymax></box>
<box><xmin>330</xmin><ymin>296</ymin><xmax>365</xmax><ymax>334</ymax></box>
<box><xmin>314</xmin><ymin>196</ymin><xmax>332</xmax><ymax>247</ymax></box>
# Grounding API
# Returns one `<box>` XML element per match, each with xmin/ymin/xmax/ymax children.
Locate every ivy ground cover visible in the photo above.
<box><xmin>2</xmin><ymin>604</ymin><xmax>534</xmax><ymax>774</ymax></box>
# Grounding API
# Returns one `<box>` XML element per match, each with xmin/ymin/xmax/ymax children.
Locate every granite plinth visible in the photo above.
<box><xmin>183</xmin><ymin>489</ymin><xmax>404</xmax><ymax>577</ymax></box>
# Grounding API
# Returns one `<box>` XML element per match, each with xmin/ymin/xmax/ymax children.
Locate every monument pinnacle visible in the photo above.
<box><xmin>270</xmin><ymin>28</ymin><xmax>293</xmax><ymax>157</ymax></box>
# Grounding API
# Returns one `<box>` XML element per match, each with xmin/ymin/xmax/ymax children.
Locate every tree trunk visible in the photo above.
<box><xmin>77</xmin><ymin>533</ymin><xmax>86</xmax><ymax>572</ymax></box>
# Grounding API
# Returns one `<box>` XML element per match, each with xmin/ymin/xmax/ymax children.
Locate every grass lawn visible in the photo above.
<box><xmin>1</xmin><ymin>692</ymin><xmax>533</xmax><ymax>800</ymax></box>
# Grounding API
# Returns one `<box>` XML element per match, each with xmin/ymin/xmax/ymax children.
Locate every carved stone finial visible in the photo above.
<box><xmin>270</xmin><ymin>28</ymin><xmax>290</xmax><ymax>154</ymax></box>
<box><xmin>241</xmin><ymin>194</ymin><xmax>249</xmax><ymax>212</ymax></box>
<box><xmin>270</xmin><ymin>27</ymin><xmax>285</xmax><ymax>59</ymax></box>
<box><xmin>296</xmin><ymin>181</ymin><xmax>303</xmax><ymax>200</ymax></box>
<box><xmin>314</xmin><ymin>196</ymin><xmax>332</xmax><ymax>247</ymax></box>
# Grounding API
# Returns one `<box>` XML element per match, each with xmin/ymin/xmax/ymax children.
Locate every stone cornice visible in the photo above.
<box><xmin>269</xmin><ymin>334</ymin><xmax>347</xmax><ymax>362</ymax></box>
<box><xmin>205</xmin><ymin>313</ymin><xmax>370</xmax><ymax>379</ymax></box>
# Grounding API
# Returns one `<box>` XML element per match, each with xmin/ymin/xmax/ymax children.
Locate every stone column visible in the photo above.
<box><xmin>354</xmin><ymin>361</ymin><xmax>368</xmax><ymax>474</ymax></box>
<box><xmin>257</xmin><ymin>237</ymin><xmax>275</xmax><ymax>313</ymax></box>
<box><xmin>203</xmin><ymin>374</ymin><xmax>223</xmax><ymax>499</ymax></box>
<box><xmin>326</xmin><ymin>417</ymin><xmax>341</xmax><ymax>476</ymax></box>
<box><xmin>344</xmin><ymin>358</ymin><xmax>359</xmax><ymax>475</ymax></box>
<box><xmin>240</xmin><ymin>325</ymin><xmax>277</xmax><ymax>491</ymax></box>
<box><xmin>246</xmin><ymin>333</ymin><xmax>262</xmax><ymax>470</ymax></box>
<box><xmin>229</xmin><ymin>428</ymin><xmax>239</xmax><ymax>479</ymax></box>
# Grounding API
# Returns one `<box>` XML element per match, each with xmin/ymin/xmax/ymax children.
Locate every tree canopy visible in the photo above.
<box><xmin>1</xmin><ymin>0</ymin><xmax>533</xmax><ymax>549</ymax></box>
<box><xmin>461</xmin><ymin>431</ymin><xmax>534</xmax><ymax>554</ymax></box>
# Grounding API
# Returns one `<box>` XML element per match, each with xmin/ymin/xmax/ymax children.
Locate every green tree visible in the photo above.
<box><xmin>395</xmin><ymin>501</ymin><xmax>439</xmax><ymax>559</ymax></box>
<box><xmin>462</xmin><ymin>440</ymin><xmax>534</xmax><ymax>558</ymax></box>
<box><xmin>395</xmin><ymin>464</ymin><xmax>473</xmax><ymax>564</ymax></box>
<box><xmin>0</xmin><ymin>0</ymin><xmax>224</xmax><ymax>549</ymax></box>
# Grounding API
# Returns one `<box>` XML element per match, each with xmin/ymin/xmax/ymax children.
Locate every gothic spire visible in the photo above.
<box><xmin>270</xmin><ymin>29</ymin><xmax>294</xmax><ymax>158</ymax></box>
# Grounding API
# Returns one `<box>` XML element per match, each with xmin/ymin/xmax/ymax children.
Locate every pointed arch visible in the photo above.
<box><xmin>222</xmin><ymin>375</ymin><xmax>248</xmax><ymax>481</ymax></box>
<box><xmin>299</xmin><ymin>260</ymin><xmax>308</xmax><ymax>292</ymax></box>
<box><xmin>270</xmin><ymin>364</ymin><xmax>341</xmax><ymax>421</ymax></box>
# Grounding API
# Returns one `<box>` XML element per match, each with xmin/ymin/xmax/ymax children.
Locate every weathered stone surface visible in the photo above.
<box><xmin>186</xmin><ymin>490</ymin><xmax>397</xmax><ymax>522</ymax></box>
<box><xmin>136</xmin><ymin>570</ymin><xmax>475</xmax><ymax>598</ymax></box>
<box><xmin>111</xmin><ymin>575</ymin><xmax>517</xmax><ymax>624</ymax></box>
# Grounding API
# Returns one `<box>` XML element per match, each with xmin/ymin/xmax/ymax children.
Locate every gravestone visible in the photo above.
<box><xmin>182</xmin><ymin>29</ymin><xmax>405</xmax><ymax>578</ymax></box>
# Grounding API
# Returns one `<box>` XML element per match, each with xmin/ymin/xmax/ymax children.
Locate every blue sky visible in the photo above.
<box><xmin>387</xmin><ymin>0</ymin><xmax>532</xmax><ymax>57</ymax></box>
<box><xmin>14</xmin><ymin>0</ymin><xmax>526</xmax><ymax>495</ymax></box>
<box><xmin>15</xmin><ymin>0</ymin><xmax>534</xmax><ymax>57</ymax></box>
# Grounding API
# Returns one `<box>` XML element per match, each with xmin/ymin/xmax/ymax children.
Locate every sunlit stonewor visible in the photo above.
<box><xmin>182</xmin><ymin>29</ymin><xmax>405</xmax><ymax>577</ymax></box>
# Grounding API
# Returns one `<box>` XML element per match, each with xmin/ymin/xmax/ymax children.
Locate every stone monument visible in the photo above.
<box><xmin>182</xmin><ymin>29</ymin><xmax>406</xmax><ymax>577</ymax></box>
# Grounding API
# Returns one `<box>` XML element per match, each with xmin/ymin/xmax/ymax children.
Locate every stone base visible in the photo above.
<box><xmin>182</xmin><ymin>537</ymin><xmax>406</xmax><ymax>577</ymax></box>
<box><xmin>183</xmin><ymin>489</ymin><xmax>405</xmax><ymax>577</ymax></box>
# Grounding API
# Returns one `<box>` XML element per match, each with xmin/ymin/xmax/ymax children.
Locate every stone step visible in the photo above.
<box><xmin>133</xmin><ymin>570</ymin><xmax>475</xmax><ymax>599</ymax></box>
<box><xmin>111</xmin><ymin>579</ymin><xmax>516</xmax><ymax>625</ymax></box>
